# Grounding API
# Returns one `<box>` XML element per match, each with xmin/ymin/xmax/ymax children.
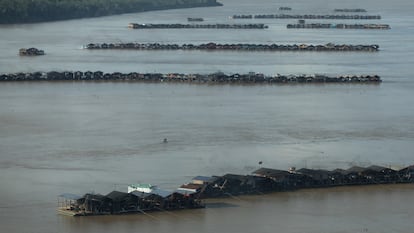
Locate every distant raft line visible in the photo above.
<box><xmin>128</xmin><ymin>23</ymin><xmax>268</xmax><ymax>29</ymax></box>
<box><xmin>279</xmin><ymin>7</ymin><xmax>292</xmax><ymax>11</ymax></box>
<box><xmin>287</xmin><ymin>23</ymin><xmax>390</xmax><ymax>30</ymax></box>
<box><xmin>84</xmin><ymin>43</ymin><xmax>379</xmax><ymax>52</ymax></box>
<box><xmin>334</xmin><ymin>9</ymin><xmax>367</xmax><ymax>12</ymax></box>
<box><xmin>0</xmin><ymin>72</ymin><xmax>382</xmax><ymax>84</ymax></box>
<box><xmin>19</xmin><ymin>48</ymin><xmax>45</xmax><ymax>56</ymax></box>
<box><xmin>231</xmin><ymin>14</ymin><xmax>381</xmax><ymax>19</ymax></box>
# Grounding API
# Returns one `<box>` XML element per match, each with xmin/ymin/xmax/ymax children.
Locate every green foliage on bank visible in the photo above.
<box><xmin>0</xmin><ymin>0</ymin><xmax>221</xmax><ymax>24</ymax></box>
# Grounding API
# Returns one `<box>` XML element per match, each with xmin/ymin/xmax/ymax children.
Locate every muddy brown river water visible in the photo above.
<box><xmin>1</xmin><ymin>0</ymin><xmax>414</xmax><ymax>232</ymax></box>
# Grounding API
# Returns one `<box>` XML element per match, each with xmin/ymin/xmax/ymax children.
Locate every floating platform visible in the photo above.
<box><xmin>19</xmin><ymin>48</ymin><xmax>45</xmax><ymax>56</ymax></box>
<box><xmin>58</xmin><ymin>190</ymin><xmax>204</xmax><ymax>217</ymax></box>
<box><xmin>279</xmin><ymin>7</ymin><xmax>292</xmax><ymax>11</ymax></box>
<box><xmin>84</xmin><ymin>42</ymin><xmax>379</xmax><ymax>52</ymax></box>
<box><xmin>232</xmin><ymin>14</ymin><xmax>381</xmax><ymax>19</ymax></box>
<box><xmin>128</xmin><ymin>23</ymin><xmax>268</xmax><ymax>29</ymax></box>
<box><xmin>0</xmin><ymin>71</ymin><xmax>382</xmax><ymax>84</ymax></box>
<box><xmin>187</xmin><ymin>17</ymin><xmax>204</xmax><ymax>22</ymax></box>
<box><xmin>57</xmin><ymin>208</ymin><xmax>87</xmax><ymax>216</ymax></box>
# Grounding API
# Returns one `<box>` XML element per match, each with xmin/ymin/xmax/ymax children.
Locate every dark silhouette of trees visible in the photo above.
<box><xmin>0</xmin><ymin>0</ymin><xmax>221</xmax><ymax>24</ymax></box>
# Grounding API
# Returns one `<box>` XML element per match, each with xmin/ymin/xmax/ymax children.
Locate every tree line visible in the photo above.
<box><xmin>0</xmin><ymin>0</ymin><xmax>221</xmax><ymax>24</ymax></box>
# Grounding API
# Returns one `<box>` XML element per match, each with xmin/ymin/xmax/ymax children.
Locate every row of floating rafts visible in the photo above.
<box><xmin>231</xmin><ymin>14</ymin><xmax>381</xmax><ymax>19</ymax></box>
<box><xmin>334</xmin><ymin>8</ymin><xmax>367</xmax><ymax>12</ymax></box>
<box><xmin>179</xmin><ymin>164</ymin><xmax>414</xmax><ymax>198</ymax></box>
<box><xmin>273</xmin><ymin>7</ymin><xmax>366</xmax><ymax>12</ymax></box>
<box><xmin>277</xmin><ymin>7</ymin><xmax>366</xmax><ymax>12</ymax></box>
<box><xmin>279</xmin><ymin>7</ymin><xmax>292</xmax><ymax>11</ymax></box>
<box><xmin>287</xmin><ymin>20</ymin><xmax>390</xmax><ymax>29</ymax></box>
<box><xmin>58</xmin><ymin>164</ymin><xmax>414</xmax><ymax>216</ymax></box>
<box><xmin>84</xmin><ymin>42</ymin><xmax>379</xmax><ymax>52</ymax></box>
<box><xmin>19</xmin><ymin>48</ymin><xmax>45</xmax><ymax>56</ymax></box>
<box><xmin>0</xmin><ymin>71</ymin><xmax>382</xmax><ymax>83</ymax></box>
<box><xmin>127</xmin><ymin>23</ymin><xmax>268</xmax><ymax>29</ymax></box>
<box><xmin>58</xmin><ymin>183</ymin><xmax>205</xmax><ymax>216</ymax></box>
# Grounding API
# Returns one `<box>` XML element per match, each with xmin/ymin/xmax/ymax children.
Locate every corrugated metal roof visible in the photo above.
<box><xmin>83</xmin><ymin>193</ymin><xmax>107</xmax><ymax>201</ymax></box>
<box><xmin>331</xmin><ymin>168</ymin><xmax>347</xmax><ymax>174</ymax></box>
<box><xmin>130</xmin><ymin>191</ymin><xmax>152</xmax><ymax>198</ymax></box>
<box><xmin>367</xmin><ymin>165</ymin><xmax>385</xmax><ymax>171</ymax></box>
<box><xmin>297</xmin><ymin>168</ymin><xmax>330</xmax><ymax>175</ymax></box>
<box><xmin>105</xmin><ymin>191</ymin><xmax>130</xmax><ymax>201</ymax></box>
<box><xmin>223</xmin><ymin>174</ymin><xmax>249</xmax><ymax>181</ymax></box>
<box><xmin>346</xmin><ymin>166</ymin><xmax>366</xmax><ymax>174</ymax></box>
<box><xmin>150</xmin><ymin>189</ymin><xmax>172</xmax><ymax>198</ymax></box>
<box><xmin>398</xmin><ymin>165</ymin><xmax>414</xmax><ymax>172</ymax></box>
<box><xmin>253</xmin><ymin>168</ymin><xmax>290</xmax><ymax>177</ymax></box>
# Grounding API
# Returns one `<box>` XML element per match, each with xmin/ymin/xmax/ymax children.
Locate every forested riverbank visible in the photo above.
<box><xmin>0</xmin><ymin>0</ymin><xmax>222</xmax><ymax>24</ymax></box>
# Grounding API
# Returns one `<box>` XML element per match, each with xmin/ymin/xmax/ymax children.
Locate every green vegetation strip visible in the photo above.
<box><xmin>0</xmin><ymin>0</ymin><xmax>222</xmax><ymax>24</ymax></box>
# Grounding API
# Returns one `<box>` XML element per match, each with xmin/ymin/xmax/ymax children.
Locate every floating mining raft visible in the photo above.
<box><xmin>84</xmin><ymin>43</ymin><xmax>379</xmax><ymax>52</ymax></box>
<box><xmin>232</xmin><ymin>14</ymin><xmax>380</xmax><ymax>19</ymax></box>
<box><xmin>0</xmin><ymin>72</ymin><xmax>381</xmax><ymax>83</ymax></box>
<box><xmin>187</xmin><ymin>17</ymin><xmax>204</xmax><ymax>22</ymax></box>
<box><xmin>58</xmin><ymin>190</ymin><xmax>204</xmax><ymax>217</ymax></box>
<box><xmin>279</xmin><ymin>7</ymin><xmax>292</xmax><ymax>11</ymax></box>
<box><xmin>287</xmin><ymin>23</ymin><xmax>390</xmax><ymax>29</ymax></box>
<box><xmin>128</xmin><ymin>23</ymin><xmax>268</xmax><ymax>29</ymax></box>
<box><xmin>19</xmin><ymin>48</ymin><xmax>45</xmax><ymax>56</ymax></box>
<box><xmin>58</xmin><ymin>164</ymin><xmax>414</xmax><ymax>216</ymax></box>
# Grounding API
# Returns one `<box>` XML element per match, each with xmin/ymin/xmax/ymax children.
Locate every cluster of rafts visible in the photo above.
<box><xmin>19</xmin><ymin>48</ymin><xmax>45</xmax><ymax>56</ymax></box>
<box><xmin>232</xmin><ymin>14</ymin><xmax>381</xmax><ymax>19</ymax></box>
<box><xmin>0</xmin><ymin>71</ymin><xmax>382</xmax><ymax>84</ymax></box>
<box><xmin>287</xmin><ymin>20</ymin><xmax>390</xmax><ymax>29</ymax></box>
<box><xmin>334</xmin><ymin>9</ymin><xmax>367</xmax><ymax>12</ymax></box>
<box><xmin>128</xmin><ymin>23</ymin><xmax>268</xmax><ymax>29</ymax></box>
<box><xmin>58</xmin><ymin>164</ymin><xmax>414</xmax><ymax>216</ymax></box>
<box><xmin>187</xmin><ymin>17</ymin><xmax>204</xmax><ymax>22</ymax></box>
<box><xmin>84</xmin><ymin>42</ymin><xmax>379</xmax><ymax>52</ymax></box>
<box><xmin>279</xmin><ymin>7</ymin><xmax>292</xmax><ymax>11</ymax></box>
<box><xmin>231</xmin><ymin>9</ymin><xmax>390</xmax><ymax>30</ymax></box>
